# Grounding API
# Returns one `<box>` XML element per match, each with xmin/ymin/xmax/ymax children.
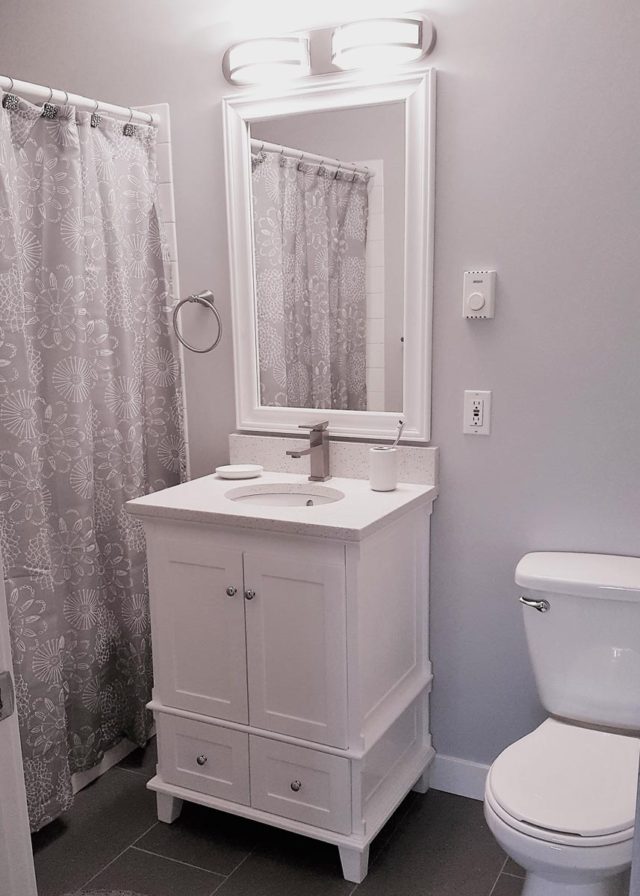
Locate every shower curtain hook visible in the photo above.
<box><xmin>41</xmin><ymin>86</ymin><xmax>58</xmax><ymax>119</ymax></box>
<box><xmin>123</xmin><ymin>106</ymin><xmax>135</xmax><ymax>137</ymax></box>
<box><xmin>91</xmin><ymin>99</ymin><xmax>102</xmax><ymax>128</ymax></box>
<box><xmin>147</xmin><ymin>111</ymin><xmax>154</xmax><ymax>124</ymax></box>
<box><xmin>333</xmin><ymin>164</ymin><xmax>341</xmax><ymax>180</ymax></box>
<box><xmin>2</xmin><ymin>77</ymin><xmax>19</xmax><ymax>111</ymax></box>
<box><xmin>279</xmin><ymin>146</ymin><xmax>285</xmax><ymax>167</ymax></box>
<box><xmin>297</xmin><ymin>151</ymin><xmax>305</xmax><ymax>171</ymax></box>
<box><xmin>62</xmin><ymin>89</ymin><xmax>69</xmax><ymax>105</ymax></box>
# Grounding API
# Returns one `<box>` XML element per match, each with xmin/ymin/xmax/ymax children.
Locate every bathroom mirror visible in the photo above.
<box><xmin>223</xmin><ymin>68</ymin><xmax>435</xmax><ymax>441</ymax></box>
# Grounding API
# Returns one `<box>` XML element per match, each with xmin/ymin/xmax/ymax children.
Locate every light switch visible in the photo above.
<box><xmin>463</xmin><ymin>271</ymin><xmax>496</xmax><ymax>319</ymax></box>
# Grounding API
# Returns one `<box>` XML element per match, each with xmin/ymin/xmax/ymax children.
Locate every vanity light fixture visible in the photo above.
<box><xmin>222</xmin><ymin>36</ymin><xmax>310</xmax><ymax>86</ymax></box>
<box><xmin>331</xmin><ymin>16</ymin><xmax>434</xmax><ymax>71</ymax></box>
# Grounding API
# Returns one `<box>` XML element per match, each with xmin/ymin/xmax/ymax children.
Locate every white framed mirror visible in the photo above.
<box><xmin>222</xmin><ymin>67</ymin><xmax>435</xmax><ymax>441</ymax></box>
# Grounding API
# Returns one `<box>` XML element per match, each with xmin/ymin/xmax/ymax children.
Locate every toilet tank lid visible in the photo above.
<box><xmin>516</xmin><ymin>552</ymin><xmax>640</xmax><ymax>601</ymax></box>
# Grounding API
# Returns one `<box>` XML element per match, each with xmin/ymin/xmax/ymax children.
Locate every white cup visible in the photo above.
<box><xmin>369</xmin><ymin>447</ymin><xmax>398</xmax><ymax>491</ymax></box>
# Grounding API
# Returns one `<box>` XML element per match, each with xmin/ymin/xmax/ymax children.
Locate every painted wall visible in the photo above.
<box><xmin>1</xmin><ymin>0</ymin><xmax>639</xmax><ymax>774</ymax></box>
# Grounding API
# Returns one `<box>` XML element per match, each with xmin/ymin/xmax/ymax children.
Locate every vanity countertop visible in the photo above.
<box><xmin>126</xmin><ymin>471</ymin><xmax>437</xmax><ymax>541</ymax></box>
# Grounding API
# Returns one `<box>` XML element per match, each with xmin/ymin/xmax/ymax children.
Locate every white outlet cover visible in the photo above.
<box><xmin>463</xmin><ymin>390</ymin><xmax>492</xmax><ymax>434</ymax></box>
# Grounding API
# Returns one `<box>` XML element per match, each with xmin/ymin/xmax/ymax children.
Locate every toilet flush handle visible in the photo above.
<box><xmin>519</xmin><ymin>595</ymin><xmax>550</xmax><ymax>613</ymax></box>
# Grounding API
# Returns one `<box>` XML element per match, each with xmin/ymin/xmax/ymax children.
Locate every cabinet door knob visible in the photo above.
<box><xmin>226</xmin><ymin>586</ymin><xmax>238</xmax><ymax>597</ymax></box>
<box><xmin>196</xmin><ymin>754</ymin><xmax>208</xmax><ymax>766</ymax></box>
<box><xmin>244</xmin><ymin>589</ymin><xmax>256</xmax><ymax>601</ymax></box>
<box><xmin>290</xmin><ymin>780</ymin><xmax>302</xmax><ymax>792</ymax></box>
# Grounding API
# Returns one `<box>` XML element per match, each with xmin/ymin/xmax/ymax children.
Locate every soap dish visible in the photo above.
<box><xmin>215</xmin><ymin>464</ymin><xmax>263</xmax><ymax>480</ymax></box>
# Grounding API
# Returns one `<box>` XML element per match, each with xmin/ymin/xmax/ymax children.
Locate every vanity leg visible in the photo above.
<box><xmin>156</xmin><ymin>792</ymin><xmax>183</xmax><ymax>824</ymax></box>
<box><xmin>338</xmin><ymin>845</ymin><xmax>370</xmax><ymax>883</ymax></box>
<box><xmin>412</xmin><ymin>768</ymin><xmax>430</xmax><ymax>794</ymax></box>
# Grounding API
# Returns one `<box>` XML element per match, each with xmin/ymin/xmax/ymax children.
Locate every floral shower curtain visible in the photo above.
<box><xmin>0</xmin><ymin>93</ymin><xmax>185</xmax><ymax>831</ymax></box>
<box><xmin>251</xmin><ymin>150</ymin><xmax>369</xmax><ymax>411</ymax></box>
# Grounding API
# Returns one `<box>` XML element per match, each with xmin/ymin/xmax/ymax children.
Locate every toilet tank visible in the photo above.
<box><xmin>516</xmin><ymin>552</ymin><xmax>640</xmax><ymax>731</ymax></box>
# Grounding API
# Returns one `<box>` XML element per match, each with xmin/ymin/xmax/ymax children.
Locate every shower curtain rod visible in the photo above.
<box><xmin>0</xmin><ymin>74</ymin><xmax>157</xmax><ymax>125</ymax></box>
<box><xmin>250</xmin><ymin>138</ymin><xmax>373</xmax><ymax>179</ymax></box>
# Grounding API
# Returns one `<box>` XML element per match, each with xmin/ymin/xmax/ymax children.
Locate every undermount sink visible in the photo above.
<box><xmin>225</xmin><ymin>483</ymin><xmax>345</xmax><ymax>508</ymax></box>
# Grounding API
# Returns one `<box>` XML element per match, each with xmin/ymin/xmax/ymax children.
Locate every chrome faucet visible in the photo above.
<box><xmin>286</xmin><ymin>421</ymin><xmax>331</xmax><ymax>482</ymax></box>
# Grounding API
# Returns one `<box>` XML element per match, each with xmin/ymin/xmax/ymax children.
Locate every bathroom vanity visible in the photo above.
<box><xmin>127</xmin><ymin>472</ymin><xmax>436</xmax><ymax>882</ymax></box>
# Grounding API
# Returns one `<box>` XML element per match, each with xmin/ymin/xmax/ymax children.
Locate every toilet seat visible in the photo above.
<box><xmin>487</xmin><ymin>719</ymin><xmax>639</xmax><ymax>845</ymax></box>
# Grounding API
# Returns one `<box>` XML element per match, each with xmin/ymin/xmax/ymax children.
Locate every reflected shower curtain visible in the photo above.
<box><xmin>252</xmin><ymin>150</ymin><xmax>368</xmax><ymax>410</ymax></box>
<box><xmin>0</xmin><ymin>93</ymin><xmax>185</xmax><ymax>830</ymax></box>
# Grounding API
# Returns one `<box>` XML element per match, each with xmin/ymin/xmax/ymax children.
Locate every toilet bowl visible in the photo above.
<box><xmin>484</xmin><ymin>719</ymin><xmax>637</xmax><ymax>895</ymax></box>
<box><xmin>483</xmin><ymin>553</ymin><xmax>640</xmax><ymax>896</ymax></box>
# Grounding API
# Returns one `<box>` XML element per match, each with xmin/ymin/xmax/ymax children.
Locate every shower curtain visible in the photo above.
<box><xmin>0</xmin><ymin>93</ymin><xmax>185</xmax><ymax>831</ymax></box>
<box><xmin>251</xmin><ymin>150</ymin><xmax>369</xmax><ymax>411</ymax></box>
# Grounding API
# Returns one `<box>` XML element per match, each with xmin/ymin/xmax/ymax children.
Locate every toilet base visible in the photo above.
<box><xmin>522</xmin><ymin>869</ymin><xmax>630</xmax><ymax>896</ymax></box>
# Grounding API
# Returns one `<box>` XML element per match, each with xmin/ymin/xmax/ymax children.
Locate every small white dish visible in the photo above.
<box><xmin>215</xmin><ymin>464</ymin><xmax>263</xmax><ymax>480</ymax></box>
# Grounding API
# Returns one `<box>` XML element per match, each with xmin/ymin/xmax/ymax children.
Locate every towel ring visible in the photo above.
<box><xmin>172</xmin><ymin>289</ymin><xmax>222</xmax><ymax>354</ymax></box>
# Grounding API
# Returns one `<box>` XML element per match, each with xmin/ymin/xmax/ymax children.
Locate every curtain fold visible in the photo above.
<box><xmin>251</xmin><ymin>150</ymin><xmax>369</xmax><ymax>411</ymax></box>
<box><xmin>0</xmin><ymin>92</ymin><xmax>185</xmax><ymax>831</ymax></box>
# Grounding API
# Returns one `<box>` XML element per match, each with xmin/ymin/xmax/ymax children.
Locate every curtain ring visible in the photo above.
<box><xmin>62</xmin><ymin>90</ymin><xmax>69</xmax><ymax>105</ymax></box>
<box><xmin>91</xmin><ymin>99</ymin><xmax>102</xmax><ymax>128</ymax></box>
<box><xmin>6</xmin><ymin>76</ymin><xmax>14</xmax><ymax>91</ymax></box>
<box><xmin>297</xmin><ymin>151</ymin><xmax>305</xmax><ymax>171</ymax></box>
<box><xmin>333</xmin><ymin>164</ymin><xmax>341</xmax><ymax>180</ymax></box>
<box><xmin>46</xmin><ymin>86</ymin><xmax>53</xmax><ymax>103</ymax></box>
<box><xmin>123</xmin><ymin>106</ymin><xmax>135</xmax><ymax>136</ymax></box>
<box><xmin>147</xmin><ymin>112</ymin><xmax>154</xmax><ymax>124</ymax></box>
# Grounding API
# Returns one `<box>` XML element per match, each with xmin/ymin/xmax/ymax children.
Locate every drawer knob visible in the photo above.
<box><xmin>244</xmin><ymin>589</ymin><xmax>256</xmax><ymax>601</ymax></box>
<box><xmin>290</xmin><ymin>780</ymin><xmax>302</xmax><ymax>793</ymax></box>
<box><xmin>226</xmin><ymin>586</ymin><xmax>238</xmax><ymax>597</ymax></box>
<box><xmin>196</xmin><ymin>754</ymin><xmax>208</xmax><ymax>766</ymax></box>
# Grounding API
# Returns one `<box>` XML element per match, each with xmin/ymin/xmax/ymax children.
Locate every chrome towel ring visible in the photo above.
<box><xmin>172</xmin><ymin>289</ymin><xmax>222</xmax><ymax>354</ymax></box>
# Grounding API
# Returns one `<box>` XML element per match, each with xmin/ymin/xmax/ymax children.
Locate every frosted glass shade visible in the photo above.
<box><xmin>223</xmin><ymin>37</ymin><xmax>310</xmax><ymax>86</ymax></box>
<box><xmin>332</xmin><ymin>17</ymin><xmax>431</xmax><ymax>70</ymax></box>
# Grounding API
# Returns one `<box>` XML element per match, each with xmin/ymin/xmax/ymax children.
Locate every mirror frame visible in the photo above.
<box><xmin>222</xmin><ymin>67</ymin><xmax>435</xmax><ymax>441</ymax></box>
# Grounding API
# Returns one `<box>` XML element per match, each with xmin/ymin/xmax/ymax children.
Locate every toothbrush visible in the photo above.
<box><xmin>391</xmin><ymin>419</ymin><xmax>404</xmax><ymax>448</ymax></box>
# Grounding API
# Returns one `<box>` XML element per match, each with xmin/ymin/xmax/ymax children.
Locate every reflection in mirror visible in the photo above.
<box><xmin>250</xmin><ymin>102</ymin><xmax>405</xmax><ymax>413</ymax></box>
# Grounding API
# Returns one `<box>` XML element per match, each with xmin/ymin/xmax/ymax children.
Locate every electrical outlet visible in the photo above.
<box><xmin>464</xmin><ymin>390</ymin><xmax>491</xmax><ymax>434</ymax></box>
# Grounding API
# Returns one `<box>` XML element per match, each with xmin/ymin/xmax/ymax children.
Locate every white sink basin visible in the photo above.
<box><xmin>226</xmin><ymin>483</ymin><xmax>345</xmax><ymax>508</ymax></box>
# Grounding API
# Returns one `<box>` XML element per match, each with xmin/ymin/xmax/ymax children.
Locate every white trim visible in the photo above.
<box><xmin>222</xmin><ymin>67</ymin><xmax>436</xmax><ymax>442</ymax></box>
<box><xmin>430</xmin><ymin>753</ymin><xmax>489</xmax><ymax>802</ymax></box>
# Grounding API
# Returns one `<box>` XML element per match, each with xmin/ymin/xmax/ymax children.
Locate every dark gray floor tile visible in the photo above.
<box><xmin>503</xmin><ymin>857</ymin><xmax>526</xmax><ymax>878</ymax></box>
<box><xmin>118</xmin><ymin>735</ymin><xmax>158</xmax><ymax>777</ymax></box>
<box><xmin>32</xmin><ymin>768</ymin><xmax>157</xmax><ymax>896</ymax></box>
<box><xmin>87</xmin><ymin>846</ymin><xmax>224</xmax><ymax>896</ymax></box>
<box><xmin>355</xmin><ymin>790</ymin><xmax>505</xmax><ymax>896</ymax></box>
<box><xmin>491</xmin><ymin>873</ymin><xmax>525</xmax><ymax>896</ymax></box>
<box><xmin>135</xmin><ymin>802</ymin><xmax>263</xmax><ymax>875</ymax></box>
<box><xmin>214</xmin><ymin>828</ymin><xmax>352</xmax><ymax>896</ymax></box>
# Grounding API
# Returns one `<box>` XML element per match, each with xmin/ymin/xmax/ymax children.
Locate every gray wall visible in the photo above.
<box><xmin>252</xmin><ymin>103</ymin><xmax>405</xmax><ymax>410</ymax></box>
<box><xmin>1</xmin><ymin>0</ymin><xmax>639</xmax><ymax>771</ymax></box>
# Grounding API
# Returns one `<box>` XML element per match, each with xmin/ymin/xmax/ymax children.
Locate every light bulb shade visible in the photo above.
<box><xmin>223</xmin><ymin>36</ymin><xmax>310</xmax><ymax>86</ymax></box>
<box><xmin>332</xmin><ymin>17</ymin><xmax>432</xmax><ymax>71</ymax></box>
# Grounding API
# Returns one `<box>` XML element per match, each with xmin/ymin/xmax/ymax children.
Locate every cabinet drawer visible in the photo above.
<box><xmin>250</xmin><ymin>736</ymin><xmax>351</xmax><ymax>834</ymax></box>
<box><xmin>157</xmin><ymin>714</ymin><xmax>250</xmax><ymax>805</ymax></box>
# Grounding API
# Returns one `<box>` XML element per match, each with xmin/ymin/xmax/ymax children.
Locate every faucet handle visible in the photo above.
<box><xmin>298</xmin><ymin>421</ymin><xmax>329</xmax><ymax>432</ymax></box>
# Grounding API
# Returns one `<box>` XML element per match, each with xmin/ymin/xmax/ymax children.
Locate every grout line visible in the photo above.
<box><xmin>501</xmin><ymin>871</ymin><xmax>526</xmax><ymax>880</ymax></box>
<box><xmin>76</xmin><ymin>820</ymin><xmax>159</xmax><ymax>890</ymax></box>
<box><xmin>131</xmin><ymin>844</ymin><xmax>226</xmax><ymax>878</ymax></box>
<box><xmin>211</xmin><ymin>850</ymin><xmax>253</xmax><ymax>894</ymax></box>
<box><xmin>487</xmin><ymin>857</ymin><xmax>509</xmax><ymax>896</ymax></box>
<box><xmin>116</xmin><ymin>765</ymin><xmax>156</xmax><ymax>779</ymax></box>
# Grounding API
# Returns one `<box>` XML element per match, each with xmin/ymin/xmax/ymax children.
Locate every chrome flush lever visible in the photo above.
<box><xmin>519</xmin><ymin>595</ymin><xmax>550</xmax><ymax>613</ymax></box>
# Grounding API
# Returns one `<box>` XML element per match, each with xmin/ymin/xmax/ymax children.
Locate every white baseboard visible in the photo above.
<box><xmin>429</xmin><ymin>753</ymin><xmax>489</xmax><ymax>802</ymax></box>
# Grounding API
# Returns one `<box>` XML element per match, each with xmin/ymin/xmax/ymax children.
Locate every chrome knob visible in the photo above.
<box><xmin>244</xmin><ymin>589</ymin><xmax>256</xmax><ymax>601</ymax></box>
<box><xmin>290</xmin><ymin>780</ymin><xmax>302</xmax><ymax>792</ymax></box>
<box><xmin>196</xmin><ymin>754</ymin><xmax>208</xmax><ymax>766</ymax></box>
<box><xmin>226</xmin><ymin>586</ymin><xmax>237</xmax><ymax>597</ymax></box>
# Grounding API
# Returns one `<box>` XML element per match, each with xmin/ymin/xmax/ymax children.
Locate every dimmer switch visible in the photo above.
<box><xmin>463</xmin><ymin>270</ymin><xmax>496</xmax><ymax>318</ymax></box>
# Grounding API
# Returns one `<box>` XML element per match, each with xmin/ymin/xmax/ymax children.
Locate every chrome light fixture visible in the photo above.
<box><xmin>223</xmin><ymin>36</ymin><xmax>311</xmax><ymax>86</ymax></box>
<box><xmin>331</xmin><ymin>16</ymin><xmax>434</xmax><ymax>71</ymax></box>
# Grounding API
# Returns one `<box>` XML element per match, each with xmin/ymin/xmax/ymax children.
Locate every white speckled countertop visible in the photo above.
<box><xmin>126</xmin><ymin>472</ymin><xmax>437</xmax><ymax>541</ymax></box>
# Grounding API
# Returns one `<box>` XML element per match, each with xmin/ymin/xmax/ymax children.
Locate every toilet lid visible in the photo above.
<box><xmin>489</xmin><ymin>719</ymin><xmax>640</xmax><ymax>837</ymax></box>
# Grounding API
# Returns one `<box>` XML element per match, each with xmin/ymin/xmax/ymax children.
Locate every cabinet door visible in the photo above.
<box><xmin>244</xmin><ymin>551</ymin><xmax>347</xmax><ymax>747</ymax></box>
<box><xmin>149</xmin><ymin>534</ymin><xmax>248</xmax><ymax>722</ymax></box>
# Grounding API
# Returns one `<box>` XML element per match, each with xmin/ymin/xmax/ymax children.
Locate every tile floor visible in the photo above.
<box><xmin>31</xmin><ymin>738</ymin><xmax>525</xmax><ymax>896</ymax></box>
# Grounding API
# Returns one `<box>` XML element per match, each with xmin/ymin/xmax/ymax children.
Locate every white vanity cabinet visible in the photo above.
<box><xmin>127</xmin><ymin>475</ymin><xmax>435</xmax><ymax>883</ymax></box>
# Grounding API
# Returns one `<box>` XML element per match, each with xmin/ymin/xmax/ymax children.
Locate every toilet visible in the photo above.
<box><xmin>484</xmin><ymin>552</ymin><xmax>640</xmax><ymax>896</ymax></box>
